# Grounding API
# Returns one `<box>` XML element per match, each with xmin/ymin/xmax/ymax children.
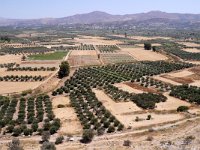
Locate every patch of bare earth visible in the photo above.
<box><xmin>52</xmin><ymin>96</ymin><xmax>82</xmax><ymax>136</ymax></box>
<box><xmin>68</xmin><ymin>50</ymin><xmax>101</xmax><ymax>67</ymax></box>
<box><xmin>75</xmin><ymin>36</ymin><xmax>123</xmax><ymax>45</ymax></box>
<box><xmin>114</xmin><ymin>82</ymin><xmax>143</xmax><ymax>94</ymax></box>
<box><xmin>178</xmin><ymin>42</ymin><xmax>200</xmax><ymax>47</ymax></box>
<box><xmin>182</xmin><ymin>48</ymin><xmax>200</xmax><ymax>53</ymax></box>
<box><xmin>0</xmin><ymin>54</ymin><xmax>22</xmax><ymax>64</ymax></box>
<box><xmin>156</xmin><ymin>93</ymin><xmax>191</xmax><ymax>111</ymax></box>
<box><xmin>0</xmin><ymin>82</ymin><xmax>42</xmax><ymax>95</ymax></box>
<box><xmin>125</xmin><ymin>82</ymin><xmax>159</xmax><ymax>94</ymax></box>
<box><xmin>93</xmin><ymin>88</ymin><xmax>185</xmax><ymax>129</ymax></box>
<box><xmin>121</xmin><ymin>47</ymin><xmax>167</xmax><ymax>61</ymax></box>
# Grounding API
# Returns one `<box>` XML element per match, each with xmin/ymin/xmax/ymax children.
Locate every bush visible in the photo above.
<box><xmin>41</xmin><ymin>142</ymin><xmax>56</xmax><ymax>150</ymax></box>
<box><xmin>57</xmin><ymin>104</ymin><xmax>65</xmax><ymax>108</ymax></box>
<box><xmin>6</xmin><ymin>125</ymin><xmax>14</xmax><ymax>133</ymax></box>
<box><xmin>177</xmin><ymin>106</ymin><xmax>189</xmax><ymax>112</ymax></box>
<box><xmin>49</xmin><ymin>126</ymin><xmax>58</xmax><ymax>135</ymax></box>
<box><xmin>13</xmin><ymin>128</ymin><xmax>22</xmax><ymax>137</ymax></box>
<box><xmin>107</xmin><ymin>126</ymin><xmax>115</xmax><ymax>133</ymax></box>
<box><xmin>7</xmin><ymin>138</ymin><xmax>24</xmax><ymax>150</ymax></box>
<box><xmin>23</xmin><ymin>129</ymin><xmax>33</xmax><ymax>136</ymax></box>
<box><xmin>123</xmin><ymin>140</ymin><xmax>132</xmax><ymax>147</ymax></box>
<box><xmin>55</xmin><ymin>136</ymin><xmax>64</xmax><ymax>145</ymax></box>
<box><xmin>144</xmin><ymin>43</ymin><xmax>152</xmax><ymax>50</ymax></box>
<box><xmin>42</xmin><ymin>131</ymin><xmax>50</xmax><ymax>142</ymax></box>
<box><xmin>81</xmin><ymin>129</ymin><xmax>94</xmax><ymax>143</ymax></box>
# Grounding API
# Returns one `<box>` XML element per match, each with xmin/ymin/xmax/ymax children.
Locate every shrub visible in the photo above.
<box><xmin>23</xmin><ymin>129</ymin><xmax>33</xmax><ymax>136</ymax></box>
<box><xmin>107</xmin><ymin>126</ymin><xmax>115</xmax><ymax>133</ymax></box>
<box><xmin>81</xmin><ymin>129</ymin><xmax>94</xmax><ymax>143</ymax></box>
<box><xmin>7</xmin><ymin>138</ymin><xmax>24</xmax><ymax>150</ymax></box>
<box><xmin>57</xmin><ymin>104</ymin><xmax>65</xmax><ymax>108</ymax></box>
<box><xmin>123</xmin><ymin>140</ymin><xmax>132</xmax><ymax>147</ymax></box>
<box><xmin>13</xmin><ymin>128</ymin><xmax>22</xmax><ymax>137</ymax></box>
<box><xmin>41</xmin><ymin>142</ymin><xmax>56</xmax><ymax>150</ymax></box>
<box><xmin>55</xmin><ymin>136</ymin><xmax>64</xmax><ymax>145</ymax></box>
<box><xmin>147</xmin><ymin>115</ymin><xmax>152</xmax><ymax>120</ymax></box>
<box><xmin>49</xmin><ymin>126</ymin><xmax>58</xmax><ymax>135</ymax></box>
<box><xmin>177</xmin><ymin>106</ymin><xmax>189</xmax><ymax>112</ymax></box>
<box><xmin>144</xmin><ymin>43</ymin><xmax>152</xmax><ymax>50</ymax></box>
<box><xmin>42</xmin><ymin>131</ymin><xmax>50</xmax><ymax>142</ymax></box>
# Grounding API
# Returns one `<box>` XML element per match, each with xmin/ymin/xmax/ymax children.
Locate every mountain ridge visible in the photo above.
<box><xmin>1</xmin><ymin>11</ymin><xmax>200</xmax><ymax>26</ymax></box>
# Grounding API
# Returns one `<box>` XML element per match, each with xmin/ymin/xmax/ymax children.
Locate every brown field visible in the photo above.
<box><xmin>168</xmin><ymin>69</ymin><xmax>194</xmax><ymax>77</ymax></box>
<box><xmin>114</xmin><ymin>35</ymin><xmax>171</xmax><ymax>40</ymax></box>
<box><xmin>0</xmin><ymin>82</ymin><xmax>42</xmax><ymax>95</ymax></box>
<box><xmin>92</xmin><ymin>89</ymin><xmax>184</xmax><ymax>129</ymax></box>
<box><xmin>156</xmin><ymin>68</ymin><xmax>200</xmax><ymax>85</ymax></box>
<box><xmin>117</xmin><ymin>113</ymin><xmax>184</xmax><ymax>129</ymax></box>
<box><xmin>153</xmin><ymin>75</ymin><xmax>182</xmax><ymax>85</ymax></box>
<box><xmin>114</xmin><ymin>82</ymin><xmax>143</xmax><ymax>94</ymax></box>
<box><xmin>125</xmin><ymin>82</ymin><xmax>159</xmax><ymax>94</ymax></box>
<box><xmin>178</xmin><ymin>42</ymin><xmax>200</xmax><ymax>47</ymax></box>
<box><xmin>0</xmin><ymin>54</ymin><xmax>22</xmax><ymax>64</ymax></box>
<box><xmin>182</xmin><ymin>48</ymin><xmax>200</xmax><ymax>53</ymax></box>
<box><xmin>121</xmin><ymin>48</ymin><xmax>168</xmax><ymax>61</ymax></box>
<box><xmin>75</xmin><ymin>36</ymin><xmax>123</xmax><ymax>45</ymax></box>
<box><xmin>93</xmin><ymin>88</ymin><xmax>142</xmax><ymax>116</ymax></box>
<box><xmin>68</xmin><ymin>50</ymin><xmax>101</xmax><ymax>67</ymax></box>
<box><xmin>52</xmin><ymin>96</ymin><xmax>83</xmax><ymax>135</ymax></box>
<box><xmin>156</xmin><ymin>93</ymin><xmax>191</xmax><ymax>111</ymax></box>
<box><xmin>70</xmin><ymin>50</ymin><xmax>97</xmax><ymax>56</ymax></box>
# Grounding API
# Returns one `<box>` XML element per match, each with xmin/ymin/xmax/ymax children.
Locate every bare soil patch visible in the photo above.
<box><xmin>161</xmin><ymin>75</ymin><xmax>194</xmax><ymax>84</ymax></box>
<box><xmin>156</xmin><ymin>93</ymin><xmax>191</xmax><ymax>111</ymax></box>
<box><xmin>153</xmin><ymin>76</ymin><xmax>181</xmax><ymax>86</ymax></box>
<box><xmin>125</xmin><ymin>82</ymin><xmax>159</xmax><ymax>94</ymax></box>
<box><xmin>114</xmin><ymin>82</ymin><xmax>143</xmax><ymax>94</ymax></box>
<box><xmin>52</xmin><ymin>96</ymin><xmax>70</xmax><ymax>108</ymax></box>
<box><xmin>178</xmin><ymin>42</ymin><xmax>200</xmax><ymax>47</ymax></box>
<box><xmin>121</xmin><ymin>48</ymin><xmax>167</xmax><ymax>61</ymax></box>
<box><xmin>52</xmin><ymin>96</ymin><xmax>82</xmax><ymax>136</ymax></box>
<box><xmin>168</xmin><ymin>70</ymin><xmax>194</xmax><ymax>78</ymax></box>
<box><xmin>75</xmin><ymin>36</ymin><xmax>122</xmax><ymax>45</ymax></box>
<box><xmin>0</xmin><ymin>82</ymin><xmax>42</xmax><ymax>95</ymax></box>
<box><xmin>117</xmin><ymin>113</ymin><xmax>184</xmax><ymax>129</ymax></box>
<box><xmin>93</xmin><ymin>88</ymin><xmax>142</xmax><ymax>115</ymax></box>
<box><xmin>182</xmin><ymin>48</ymin><xmax>200</xmax><ymax>53</ymax></box>
<box><xmin>68</xmin><ymin>51</ymin><xmax>101</xmax><ymax>67</ymax></box>
<box><xmin>0</xmin><ymin>54</ymin><xmax>22</xmax><ymax>64</ymax></box>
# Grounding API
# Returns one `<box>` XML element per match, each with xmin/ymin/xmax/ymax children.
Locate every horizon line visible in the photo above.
<box><xmin>1</xmin><ymin>10</ymin><xmax>200</xmax><ymax>20</ymax></box>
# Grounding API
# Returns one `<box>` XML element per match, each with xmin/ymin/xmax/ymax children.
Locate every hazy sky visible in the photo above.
<box><xmin>1</xmin><ymin>0</ymin><xmax>200</xmax><ymax>19</ymax></box>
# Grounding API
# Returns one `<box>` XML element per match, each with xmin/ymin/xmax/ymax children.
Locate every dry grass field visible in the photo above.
<box><xmin>121</xmin><ymin>47</ymin><xmax>168</xmax><ymax>61</ymax></box>
<box><xmin>0</xmin><ymin>82</ymin><xmax>42</xmax><ymax>95</ymax></box>
<box><xmin>182</xmin><ymin>48</ymin><xmax>200</xmax><ymax>53</ymax></box>
<box><xmin>68</xmin><ymin>50</ymin><xmax>101</xmax><ymax>66</ymax></box>
<box><xmin>0</xmin><ymin>54</ymin><xmax>22</xmax><ymax>64</ymax></box>
<box><xmin>178</xmin><ymin>42</ymin><xmax>200</xmax><ymax>47</ymax></box>
<box><xmin>75</xmin><ymin>36</ymin><xmax>123</xmax><ymax>45</ymax></box>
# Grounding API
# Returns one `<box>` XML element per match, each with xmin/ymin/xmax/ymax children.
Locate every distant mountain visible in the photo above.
<box><xmin>1</xmin><ymin>11</ymin><xmax>200</xmax><ymax>27</ymax></box>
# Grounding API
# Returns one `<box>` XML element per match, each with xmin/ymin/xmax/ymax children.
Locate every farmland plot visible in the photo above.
<box><xmin>68</xmin><ymin>50</ymin><xmax>101</xmax><ymax>67</ymax></box>
<box><xmin>121</xmin><ymin>48</ymin><xmax>168</xmax><ymax>61</ymax></box>
<box><xmin>100</xmin><ymin>52</ymin><xmax>135</xmax><ymax>64</ymax></box>
<box><xmin>52</xmin><ymin>96</ymin><xmax>83</xmax><ymax>135</ymax></box>
<box><xmin>93</xmin><ymin>89</ymin><xmax>184</xmax><ymax>129</ymax></box>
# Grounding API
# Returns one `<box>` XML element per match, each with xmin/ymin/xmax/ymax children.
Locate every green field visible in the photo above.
<box><xmin>28</xmin><ymin>51</ymin><xmax>68</xmax><ymax>60</ymax></box>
